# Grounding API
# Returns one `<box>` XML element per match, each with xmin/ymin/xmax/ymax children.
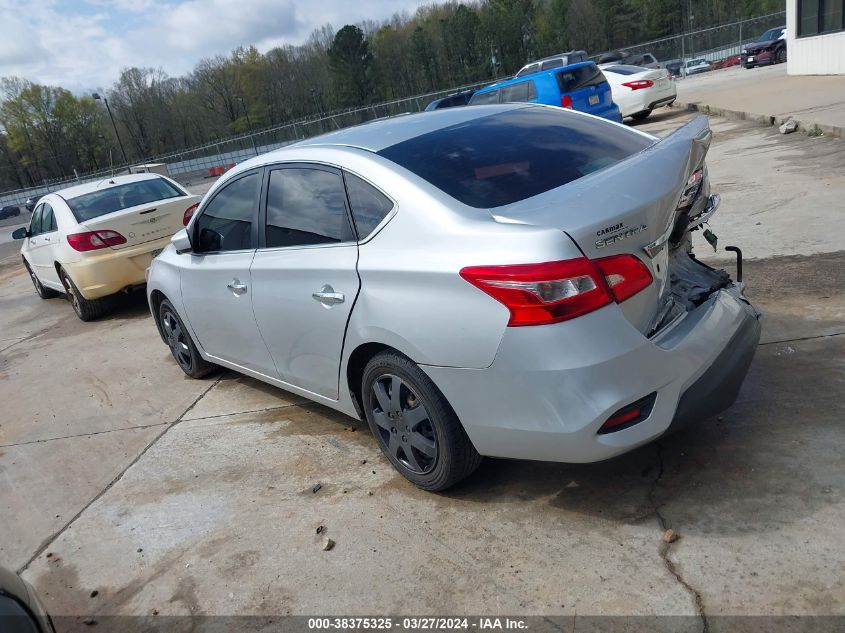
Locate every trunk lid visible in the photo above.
<box><xmin>80</xmin><ymin>195</ymin><xmax>199</xmax><ymax>250</ymax></box>
<box><xmin>490</xmin><ymin>116</ymin><xmax>713</xmax><ymax>334</ymax></box>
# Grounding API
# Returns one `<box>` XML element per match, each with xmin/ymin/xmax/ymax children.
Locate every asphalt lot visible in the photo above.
<box><xmin>0</xmin><ymin>110</ymin><xmax>843</xmax><ymax>628</ymax></box>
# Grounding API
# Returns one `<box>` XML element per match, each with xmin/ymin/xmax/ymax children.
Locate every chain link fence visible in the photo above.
<box><xmin>0</xmin><ymin>11</ymin><xmax>785</xmax><ymax>210</ymax></box>
<box><xmin>608</xmin><ymin>11</ymin><xmax>786</xmax><ymax>68</ymax></box>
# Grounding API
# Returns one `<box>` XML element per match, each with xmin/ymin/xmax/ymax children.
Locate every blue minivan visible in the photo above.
<box><xmin>468</xmin><ymin>62</ymin><xmax>622</xmax><ymax>122</ymax></box>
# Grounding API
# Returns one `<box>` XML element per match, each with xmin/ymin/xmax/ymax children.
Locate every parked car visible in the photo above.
<box><xmin>684</xmin><ymin>58</ymin><xmax>711</xmax><ymax>75</ymax></box>
<box><xmin>148</xmin><ymin>104</ymin><xmax>760</xmax><ymax>491</ymax></box>
<box><xmin>515</xmin><ymin>50</ymin><xmax>589</xmax><ymax>77</ymax></box>
<box><xmin>664</xmin><ymin>59</ymin><xmax>684</xmax><ymax>78</ymax></box>
<box><xmin>742</xmin><ymin>26</ymin><xmax>787</xmax><ymax>68</ymax></box>
<box><xmin>601</xmin><ymin>64</ymin><xmax>676</xmax><ymax>121</ymax></box>
<box><xmin>25</xmin><ymin>195</ymin><xmax>45</xmax><ymax>212</ymax></box>
<box><xmin>713</xmin><ymin>54</ymin><xmax>741</xmax><ymax>70</ymax></box>
<box><xmin>0</xmin><ymin>204</ymin><xmax>21</xmax><ymax>220</ymax></box>
<box><xmin>468</xmin><ymin>62</ymin><xmax>622</xmax><ymax>122</ymax></box>
<box><xmin>0</xmin><ymin>565</ymin><xmax>55</xmax><ymax>633</ymax></box>
<box><xmin>12</xmin><ymin>173</ymin><xmax>200</xmax><ymax>321</ymax></box>
<box><xmin>598</xmin><ymin>50</ymin><xmax>661</xmax><ymax>68</ymax></box>
<box><xmin>424</xmin><ymin>90</ymin><xmax>476</xmax><ymax>111</ymax></box>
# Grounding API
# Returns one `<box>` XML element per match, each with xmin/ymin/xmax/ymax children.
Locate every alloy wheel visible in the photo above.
<box><xmin>61</xmin><ymin>273</ymin><xmax>80</xmax><ymax>314</ymax></box>
<box><xmin>370</xmin><ymin>374</ymin><xmax>438</xmax><ymax>474</ymax></box>
<box><xmin>162</xmin><ymin>309</ymin><xmax>192</xmax><ymax>372</ymax></box>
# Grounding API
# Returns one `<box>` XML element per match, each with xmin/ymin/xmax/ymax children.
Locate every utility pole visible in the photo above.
<box><xmin>92</xmin><ymin>93</ymin><xmax>128</xmax><ymax>166</ymax></box>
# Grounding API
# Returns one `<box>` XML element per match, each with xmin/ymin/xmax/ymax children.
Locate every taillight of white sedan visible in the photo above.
<box><xmin>12</xmin><ymin>173</ymin><xmax>199</xmax><ymax>320</ymax></box>
<box><xmin>147</xmin><ymin>105</ymin><xmax>760</xmax><ymax>491</ymax></box>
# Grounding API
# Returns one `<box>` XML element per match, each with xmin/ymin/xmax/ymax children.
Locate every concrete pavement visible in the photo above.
<box><xmin>675</xmin><ymin>64</ymin><xmax>845</xmax><ymax>138</ymax></box>
<box><xmin>0</xmin><ymin>113</ymin><xmax>843</xmax><ymax>627</ymax></box>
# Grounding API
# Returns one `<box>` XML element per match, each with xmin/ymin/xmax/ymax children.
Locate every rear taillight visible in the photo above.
<box><xmin>594</xmin><ymin>254</ymin><xmax>654</xmax><ymax>303</ymax></box>
<box><xmin>622</xmin><ymin>80</ymin><xmax>654</xmax><ymax>90</ymax></box>
<box><xmin>677</xmin><ymin>168</ymin><xmax>704</xmax><ymax>208</ymax></box>
<box><xmin>560</xmin><ymin>95</ymin><xmax>573</xmax><ymax>108</ymax></box>
<box><xmin>67</xmin><ymin>230</ymin><xmax>127</xmax><ymax>252</ymax></box>
<box><xmin>459</xmin><ymin>255</ymin><xmax>652</xmax><ymax>327</ymax></box>
<box><xmin>183</xmin><ymin>203</ymin><xmax>199</xmax><ymax>226</ymax></box>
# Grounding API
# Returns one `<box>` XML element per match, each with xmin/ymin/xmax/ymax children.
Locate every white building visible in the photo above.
<box><xmin>786</xmin><ymin>0</ymin><xmax>845</xmax><ymax>74</ymax></box>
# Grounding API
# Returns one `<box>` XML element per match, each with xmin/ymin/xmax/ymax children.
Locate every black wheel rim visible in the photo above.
<box><xmin>61</xmin><ymin>274</ymin><xmax>80</xmax><ymax>313</ymax></box>
<box><xmin>162</xmin><ymin>309</ymin><xmax>192</xmax><ymax>372</ymax></box>
<box><xmin>370</xmin><ymin>374</ymin><xmax>438</xmax><ymax>474</ymax></box>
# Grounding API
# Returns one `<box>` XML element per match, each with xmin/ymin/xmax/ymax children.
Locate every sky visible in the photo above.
<box><xmin>0</xmin><ymin>0</ymin><xmax>431</xmax><ymax>93</ymax></box>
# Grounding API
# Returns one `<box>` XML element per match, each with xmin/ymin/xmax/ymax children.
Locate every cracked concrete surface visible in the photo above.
<box><xmin>0</xmin><ymin>114</ymin><xmax>843</xmax><ymax>626</ymax></box>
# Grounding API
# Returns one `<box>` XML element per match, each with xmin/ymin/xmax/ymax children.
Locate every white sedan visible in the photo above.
<box><xmin>12</xmin><ymin>173</ymin><xmax>199</xmax><ymax>321</ymax></box>
<box><xmin>600</xmin><ymin>64</ymin><xmax>677</xmax><ymax>121</ymax></box>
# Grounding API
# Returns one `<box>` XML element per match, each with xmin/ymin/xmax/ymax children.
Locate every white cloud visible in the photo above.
<box><xmin>0</xmin><ymin>0</ymin><xmax>431</xmax><ymax>93</ymax></box>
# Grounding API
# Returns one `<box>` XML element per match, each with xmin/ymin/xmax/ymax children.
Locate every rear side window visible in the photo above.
<box><xmin>194</xmin><ymin>172</ymin><xmax>258</xmax><ymax>252</ymax></box>
<box><xmin>265</xmin><ymin>168</ymin><xmax>354</xmax><ymax>248</ymax></box>
<box><xmin>344</xmin><ymin>173</ymin><xmax>393</xmax><ymax>239</ymax></box>
<box><xmin>500</xmin><ymin>81</ymin><xmax>536</xmax><ymax>103</ymax></box>
<box><xmin>556</xmin><ymin>64</ymin><xmax>606</xmax><ymax>93</ymax></box>
<box><xmin>66</xmin><ymin>178</ymin><xmax>185</xmax><ymax>222</ymax></box>
<box><xmin>516</xmin><ymin>63</ymin><xmax>540</xmax><ymax>77</ymax></box>
<box><xmin>378</xmin><ymin>107</ymin><xmax>653</xmax><ymax>209</ymax></box>
<box><xmin>469</xmin><ymin>89</ymin><xmax>500</xmax><ymax>105</ymax></box>
<box><xmin>541</xmin><ymin>58</ymin><xmax>564</xmax><ymax>71</ymax></box>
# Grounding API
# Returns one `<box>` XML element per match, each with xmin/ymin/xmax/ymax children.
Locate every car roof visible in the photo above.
<box><xmin>54</xmin><ymin>173</ymin><xmax>167</xmax><ymax>200</ymax></box>
<box><xmin>281</xmin><ymin>103</ymin><xmax>527</xmax><ymax>153</ymax></box>
<box><xmin>477</xmin><ymin>61</ymin><xmax>595</xmax><ymax>93</ymax></box>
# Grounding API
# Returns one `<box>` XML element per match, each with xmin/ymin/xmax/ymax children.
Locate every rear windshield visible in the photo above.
<box><xmin>377</xmin><ymin>107</ymin><xmax>653</xmax><ymax>209</ymax></box>
<box><xmin>66</xmin><ymin>178</ymin><xmax>185</xmax><ymax>222</ymax></box>
<box><xmin>556</xmin><ymin>64</ymin><xmax>606</xmax><ymax>93</ymax></box>
<box><xmin>602</xmin><ymin>65</ymin><xmax>646</xmax><ymax>75</ymax></box>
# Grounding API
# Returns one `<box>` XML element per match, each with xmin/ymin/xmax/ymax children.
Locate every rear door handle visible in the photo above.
<box><xmin>227</xmin><ymin>279</ymin><xmax>248</xmax><ymax>296</ymax></box>
<box><xmin>312</xmin><ymin>285</ymin><xmax>344</xmax><ymax>305</ymax></box>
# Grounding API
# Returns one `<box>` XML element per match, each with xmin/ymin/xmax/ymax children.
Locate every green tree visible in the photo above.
<box><xmin>328</xmin><ymin>25</ymin><xmax>373</xmax><ymax>107</ymax></box>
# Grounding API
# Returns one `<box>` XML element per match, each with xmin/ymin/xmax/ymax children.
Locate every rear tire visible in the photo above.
<box><xmin>59</xmin><ymin>267</ymin><xmax>109</xmax><ymax>321</ymax></box>
<box><xmin>24</xmin><ymin>260</ymin><xmax>59</xmax><ymax>299</ymax></box>
<box><xmin>362</xmin><ymin>351</ymin><xmax>482</xmax><ymax>491</ymax></box>
<box><xmin>631</xmin><ymin>109</ymin><xmax>652</xmax><ymax>121</ymax></box>
<box><xmin>158</xmin><ymin>299</ymin><xmax>215</xmax><ymax>378</ymax></box>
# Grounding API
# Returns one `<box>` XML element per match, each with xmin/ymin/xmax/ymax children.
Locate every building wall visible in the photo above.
<box><xmin>787</xmin><ymin>0</ymin><xmax>845</xmax><ymax>75</ymax></box>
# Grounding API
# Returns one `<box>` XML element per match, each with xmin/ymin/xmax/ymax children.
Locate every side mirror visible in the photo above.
<box><xmin>171</xmin><ymin>228</ymin><xmax>192</xmax><ymax>254</ymax></box>
<box><xmin>198</xmin><ymin>228</ymin><xmax>222</xmax><ymax>252</ymax></box>
<box><xmin>11</xmin><ymin>227</ymin><xmax>28</xmax><ymax>240</ymax></box>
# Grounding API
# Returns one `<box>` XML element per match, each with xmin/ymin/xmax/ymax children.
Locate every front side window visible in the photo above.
<box><xmin>66</xmin><ymin>177</ymin><xmax>186</xmax><ymax>222</ymax></box>
<box><xmin>500</xmin><ymin>81</ymin><xmax>534</xmax><ymax>103</ymax></box>
<box><xmin>41</xmin><ymin>204</ymin><xmax>57</xmax><ymax>232</ymax></box>
<box><xmin>29</xmin><ymin>205</ymin><xmax>43</xmax><ymax>236</ymax></box>
<box><xmin>194</xmin><ymin>172</ymin><xmax>258</xmax><ymax>252</ymax></box>
<box><xmin>541</xmin><ymin>58</ymin><xmax>564</xmax><ymax>71</ymax></box>
<box><xmin>344</xmin><ymin>173</ymin><xmax>394</xmax><ymax>239</ymax></box>
<box><xmin>265</xmin><ymin>168</ymin><xmax>354</xmax><ymax>248</ymax></box>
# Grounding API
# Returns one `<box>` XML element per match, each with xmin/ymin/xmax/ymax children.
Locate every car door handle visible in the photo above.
<box><xmin>43</xmin><ymin>236</ymin><xmax>51</xmax><ymax>242</ymax></box>
<box><xmin>312</xmin><ymin>285</ymin><xmax>344</xmax><ymax>305</ymax></box>
<box><xmin>227</xmin><ymin>279</ymin><xmax>248</xmax><ymax>296</ymax></box>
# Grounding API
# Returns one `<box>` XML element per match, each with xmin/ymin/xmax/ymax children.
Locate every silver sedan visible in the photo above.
<box><xmin>147</xmin><ymin>104</ymin><xmax>760</xmax><ymax>491</ymax></box>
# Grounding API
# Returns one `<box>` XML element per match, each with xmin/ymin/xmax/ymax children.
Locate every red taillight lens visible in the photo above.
<box><xmin>460</xmin><ymin>258</ymin><xmax>612</xmax><ymax>326</ymax></box>
<box><xmin>594</xmin><ymin>254</ymin><xmax>654</xmax><ymax>303</ymax></box>
<box><xmin>183</xmin><ymin>203</ymin><xmax>199</xmax><ymax>226</ymax></box>
<box><xmin>622</xmin><ymin>80</ymin><xmax>654</xmax><ymax>90</ymax></box>
<box><xmin>460</xmin><ymin>255</ymin><xmax>653</xmax><ymax>327</ymax></box>
<box><xmin>66</xmin><ymin>230</ymin><xmax>127</xmax><ymax>252</ymax></box>
<box><xmin>560</xmin><ymin>94</ymin><xmax>573</xmax><ymax>108</ymax></box>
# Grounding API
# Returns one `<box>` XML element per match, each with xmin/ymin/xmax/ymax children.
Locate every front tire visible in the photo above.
<box><xmin>776</xmin><ymin>47</ymin><xmax>787</xmax><ymax>64</ymax></box>
<box><xmin>59</xmin><ymin>267</ymin><xmax>109</xmax><ymax>321</ymax></box>
<box><xmin>158</xmin><ymin>299</ymin><xmax>215</xmax><ymax>378</ymax></box>
<box><xmin>362</xmin><ymin>351</ymin><xmax>481</xmax><ymax>491</ymax></box>
<box><xmin>24</xmin><ymin>260</ymin><xmax>59</xmax><ymax>299</ymax></box>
